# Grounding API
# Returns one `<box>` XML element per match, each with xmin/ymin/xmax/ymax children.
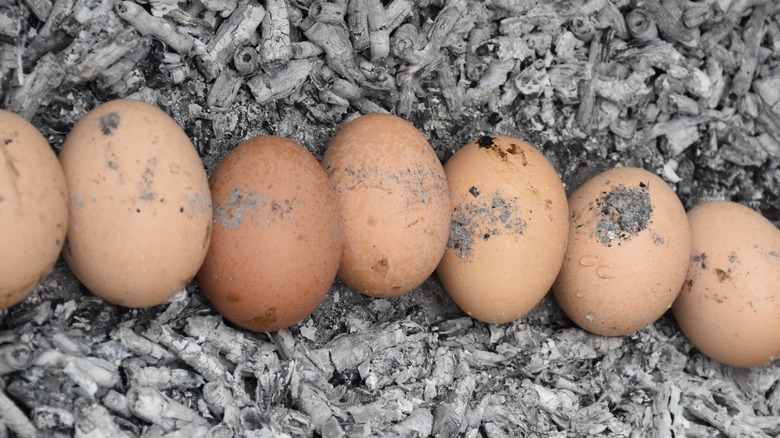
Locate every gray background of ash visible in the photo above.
<box><xmin>2</xmin><ymin>0</ymin><xmax>780</xmax><ymax>437</ymax></box>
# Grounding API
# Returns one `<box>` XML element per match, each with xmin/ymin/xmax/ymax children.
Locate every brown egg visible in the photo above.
<box><xmin>673</xmin><ymin>201</ymin><xmax>780</xmax><ymax>367</ymax></box>
<box><xmin>198</xmin><ymin>136</ymin><xmax>343</xmax><ymax>332</ymax></box>
<box><xmin>59</xmin><ymin>99</ymin><xmax>212</xmax><ymax>307</ymax></box>
<box><xmin>322</xmin><ymin>113</ymin><xmax>450</xmax><ymax>297</ymax></box>
<box><xmin>436</xmin><ymin>135</ymin><xmax>569</xmax><ymax>323</ymax></box>
<box><xmin>553</xmin><ymin>167</ymin><xmax>690</xmax><ymax>336</ymax></box>
<box><xmin>0</xmin><ymin>110</ymin><xmax>68</xmax><ymax>309</ymax></box>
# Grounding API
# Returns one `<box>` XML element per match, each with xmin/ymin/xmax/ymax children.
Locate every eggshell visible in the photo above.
<box><xmin>553</xmin><ymin>167</ymin><xmax>690</xmax><ymax>336</ymax></box>
<box><xmin>673</xmin><ymin>201</ymin><xmax>780</xmax><ymax>367</ymax></box>
<box><xmin>197</xmin><ymin>136</ymin><xmax>343</xmax><ymax>332</ymax></box>
<box><xmin>436</xmin><ymin>135</ymin><xmax>569</xmax><ymax>323</ymax></box>
<box><xmin>59</xmin><ymin>99</ymin><xmax>212</xmax><ymax>307</ymax></box>
<box><xmin>322</xmin><ymin>113</ymin><xmax>450</xmax><ymax>297</ymax></box>
<box><xmin>0</xmin><ymin>110</ymin><xmax>68</xmax><ymax>309</ymax></box>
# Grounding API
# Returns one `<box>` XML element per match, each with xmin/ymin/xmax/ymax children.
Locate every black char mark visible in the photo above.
<box><xmin>99</xmin><ymin>113</ymin><xmax>121</xmax><ymax>136</ymax></box>
<box><xmin>477</xmin><ymin>136</ymin><xmax>495</xmax><ymax>148</ymax></box>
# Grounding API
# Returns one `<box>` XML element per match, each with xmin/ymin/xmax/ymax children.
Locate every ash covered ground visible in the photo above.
<box><xmin>2</xmin><ymin>0</ymin><xmax>780</xmax><ymax>436</ymax></box>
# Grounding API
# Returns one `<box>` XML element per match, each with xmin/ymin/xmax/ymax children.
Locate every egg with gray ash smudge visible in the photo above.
<box><xmin>198</xmin><ymin>136</ymin><xmax>343</xmax><ymax>332</ymax></box>
<box><xmin>436</xmin><ymin>135</ymin><xmax>569</xmax><ymax>324</ymax></box>
<box><xmin>322</xmin><ymin>113</ymin><xmax>450</xmax><ymax>298</ymax></box>
<box><xmin>553</xmin><ymin>167</ymin><xmax>690</xmax><ymax>336</ymax></box>
<box><xmin>59</xmin><ymin>99</ymin><xmax>212</xmax><ymax>308</ymax></box>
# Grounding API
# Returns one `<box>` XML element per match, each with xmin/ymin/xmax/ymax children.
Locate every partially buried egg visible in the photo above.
<box><xmin>673</xmin><ymin>201</ymin><xmax>780</xmax><ymax>367</ymax></box>
<box><xmin>197</xmin><ymin>136</ymin><xmax>343</xmax><ymax>332</ymax></box>
<box><xmin>436</xmin><ymin>135</ymin><xmax>569</xmax><ymax>324</ymax></box>
<box><xmin>553</xmin><ymin>167</ymin><xmax>690</xmax><ymax>336</ymax></box>
<box><xmin>322</xmin><ymin>113</ymin><xmax>451</xmax><ymax>297</ymax></box>
<box><xmin>0</xmin><ymin>110</ymin><xmax>68</xmax><ymax>309</ymax></box>
<box><xmin>59</xmin><ymin>99</ymin><xmax>213</xmax><ymax>307</ymax></box>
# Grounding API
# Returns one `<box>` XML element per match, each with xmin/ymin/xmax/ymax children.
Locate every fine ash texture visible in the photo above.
<box><xmin>448</xmin><ymin>190</ymin><xmax>526</xmax><ymax>260</ymax></box>
<box><xmin>3</xmin><ymin>0</ymin><xmax>780</xmax><ymax>437</ymax></box>
<box><xmin>594</xmin><ymin>184</ymin><xmax>652</xmax><ymax>246</ymax></box>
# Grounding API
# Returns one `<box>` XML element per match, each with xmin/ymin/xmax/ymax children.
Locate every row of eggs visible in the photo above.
<box><xmin>2</xmin><ymin>99</ymin><xmax>780</xmax><ymax>368</ymax></box>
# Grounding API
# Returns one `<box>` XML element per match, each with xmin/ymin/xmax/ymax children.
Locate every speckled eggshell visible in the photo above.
<box><xmin>0</xmin><ymin>110</ymin><xmax>68</xmax><ymax>309</ymax></box>
<box><xmin>322</xmin><ymin>113</ymin><xmax>451</xmax><ymax>297</ymax></box>
<box><xmin>673</xmin><ymin>201</ymin><xmax>780</xmax><ymax>367</ymax></box>
<box><xmin>59</xmin><ymin>99</ymin><xmax>212</xmax><ymax>307</ymax></box>
<box><xmin>436</xmin><ymin>135</ymin><xmax>569</xmax><ymax>324</ymax></box>
<box><xmin>197</xmin><ymin>136</ymin><xmax>343</xmax><ymax>332</ymax></box>
<box><xmin>553</xmin><ymin>167</ymin><xmax>690</xmax><ymax>336</ymax></box>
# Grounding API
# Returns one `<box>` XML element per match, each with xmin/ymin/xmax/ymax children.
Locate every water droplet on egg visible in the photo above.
<box><xmin>596</xmin><ymin>264</ymin><xmax>614</xmax><ymax>279</ymax></box>
<box><xmin>579</xmin><ymin>255</ymin><xmax>600</xmax><ymax>267</ymax></box>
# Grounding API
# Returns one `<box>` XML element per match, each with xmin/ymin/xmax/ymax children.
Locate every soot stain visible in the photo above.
<box><xmin>214</xmin><ymin>188</ymin><xmax>260</xmax><ymax>229</ymax></box>
<box><xmin>214</xmin><ymin>188</ymin><xmax>294</xmax><ymax>228</ymax></box>
<box><xmin>691</xmin><ymin>253</ymin><xmax>707</xmax><ymax>269</ymax></box>
<box><xmin>99</xmin><ymin>112</ymin><xmax>121</xmax><ymax>136</ymax></box>
<box><xmin>202</xmin><ymin>223</ymin><xmax>211</xmax><ymax>249</ymax></box>
<box><xmin>714</xmin><ymin>268</ymin><xmax>730</xmax><ymax>282</ymax></box>
<box><xmin>592</xmin><ymin>184</ymin><xmax>651</xmax><ymax>246</ymax></box>
<box><xmin>477</xmin><ymin>136</ymin><xmax>495</xmax><ymax>148</ymax></box>
<box><xmin>269</xmin><ymin>199</ymin><xmax>294</xmax><ymax>223</ymax></box>
<box><xmin>1</xmin><ymin>138</ymin><xmax>20</xmax><ymax>197</ymax></box>
<box><xmin>447</xmin><ymin>189</ymin><xmax>526</xmax><ymax>259</ymax></box>
<box><xmin>478</xmin><ymin>137</ymin><xmax>526</xmax><ymax>163</ymax></box>
<box><xmin>340</xmin><ymin>165</ymin><xmax>446</xmax><ymax>210</ymax></box>
<box><xmin>507</xmin><ymin>143</ymin><xmax>528</xmax><ymax>165</ymax></box>
<box><xmin>372</xmin><ymin>258</ymin><xmax>389</xmax><ymax>276</ymax></box>
<box><xmin>247</xmin><ymin>307</ymin><xmax>278</xmax><ymax>326</ymax></box>
<box><xmin>139</xmin><ymin>161</ymin><xmax>159</xmax><ymax>201</ymax></box>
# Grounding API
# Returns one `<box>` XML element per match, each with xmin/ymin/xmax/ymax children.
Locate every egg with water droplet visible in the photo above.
<box><xmin>553</xmin><ymin>167</ymin><xmax>690</xmax><ymax>336</ymax></box>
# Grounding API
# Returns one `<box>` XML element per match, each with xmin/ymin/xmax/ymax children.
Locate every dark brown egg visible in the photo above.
<box><xmin>198</xmin><ymin>136</ymin><xmax>343</xmax><ymax>332</ymax></box>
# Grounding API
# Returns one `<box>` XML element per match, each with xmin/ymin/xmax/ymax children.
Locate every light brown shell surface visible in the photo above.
<box><xmin>673</xmin><ymin>201</ymin><xmax>780</xmax><ymax>367</ymax></box>
<box><xmin>322</xmin><ymin>113</ymin><xmax>451</xmax><ymax>297</ymax></box>
<box><xmin>0</xmin><ymin>110</ymin><xmax>68</xmax><ymax>309</ymax></box>
<box><xmin>553</xmin><ymin>167</ymin><xmax>691</xmax><ymax>336</ymax></box>
<box><xmin>436</xmin><ymin>135</ymin><xmax>569</xmax><ymax>324</ymax></box>
<box><xmin>59</xmin><ymin>99</ymin><xmax>212</xmax><ymax>308</ymax></box>
<box><xmin>197</xmin><ymin>136</ymin><xmax>343</xmax><ymax>332</ymax></box>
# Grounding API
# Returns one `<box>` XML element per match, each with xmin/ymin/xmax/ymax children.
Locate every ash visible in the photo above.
<box><xmin>594</xmin><ymin>185</ymin><xmax>652</xmax><ymax>246</ymax></box>
<box><xmin>448</xmin><ymin>190</ymin><xmax>526</xmax><ymax>260</ymax></box>
<box><xmin>3</xmin><ymin>0</ymin><xmax>780</xmax><ymax>437</ymax></box>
